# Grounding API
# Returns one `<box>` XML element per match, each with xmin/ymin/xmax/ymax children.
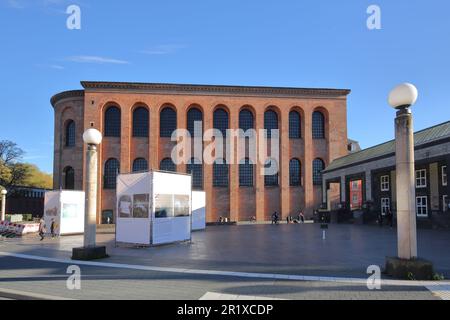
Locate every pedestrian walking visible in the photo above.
<box><xmin>271</xmin><ymin>211</ymin><xmax>279</xmax><ymax>224</ymax></box>
<box><xmin>299</xmin><ymin>210</ymin><xmax>305</xmax><ymax>223</ymax></box>
<box><xmin>38</xmin><ymin>218</ymin><xmax>46</xmax><ymax>241</ymax></box>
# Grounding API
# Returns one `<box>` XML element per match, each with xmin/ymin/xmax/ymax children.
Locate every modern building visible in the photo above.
<box><xmin>322</xmin><ymin>121</ymin><xmax>450</xmax><ymax>227</ymax></box>
<box><xmin>51</xmin><ymin>81</ymin><xmax>351</xmax><ymax>223</ymax></box>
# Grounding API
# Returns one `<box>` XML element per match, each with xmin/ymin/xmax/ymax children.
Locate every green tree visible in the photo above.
<box><xmin>0</xmin><ymin>140</ymin><xmax>53</xmax><ymax>189</ymax></box>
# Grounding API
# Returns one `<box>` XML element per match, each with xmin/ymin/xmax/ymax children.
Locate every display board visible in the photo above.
<box><xmin>192</xmin><ymin>191</ymin><xmax>206</xmax><ymax>231</ymax></box>
<box><xmin>43</xmin><ymin>190</ymin><xmax>85</xmax><ymax>236</ymax></box>
<box><xmin>115</xmin><ymin>170</ymin><xmax>193</xmax><ymax>246</ymax></box>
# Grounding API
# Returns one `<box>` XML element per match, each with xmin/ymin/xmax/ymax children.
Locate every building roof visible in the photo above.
<box><xmin>324</xmin><ymin>120</ymin><xmax>450</xmax><ymax>173</ymax></box>
<box><xmin>51</xmin><ymin>81</ymin><xmax>350</xmax><ymax>107</ymax></box>
<box><xmin>80</xmin><ymin>81</ymin><xmax>351</xmax><ymax>98</ymax></box>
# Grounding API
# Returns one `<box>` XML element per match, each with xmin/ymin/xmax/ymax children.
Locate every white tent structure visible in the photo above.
<box><xmin>192</xmin><ymin>191</ymin><xmax>206</xmax><ymax>231</ymax></box>
<box><xmin>115</xmin><ymin>170</ymin><xmax>194</xmax><ymax>246</ymax></box>
<box><xmin>43</xmin><ymin>190</ymin><xmax>85</xmax><ymax>236</ymax></box>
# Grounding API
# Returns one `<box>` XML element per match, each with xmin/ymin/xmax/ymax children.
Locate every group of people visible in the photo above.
<box><xmin>38</xmin><ymin>218</ymin><xmax>58</xmax><ymax>241</ymax></box>
<box><xmin>378</xmin><ymin>208</ymin><xmax>394</xmax><ymax>228</ymax></box>
<box><xmin>271</xmin><ymin>211</ymin><xmax>305</xmax><ymax>224</ymax></box>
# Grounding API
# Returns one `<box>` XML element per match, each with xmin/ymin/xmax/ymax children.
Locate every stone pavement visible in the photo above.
<box><xmin>0</xmin><ymin>224</ymin><xmax>449</xmax><ymax>300</ymax></box>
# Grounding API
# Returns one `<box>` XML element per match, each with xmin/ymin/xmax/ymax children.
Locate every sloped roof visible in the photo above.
<box><xmin>324</xmin><ymin>120</ymin><xmax>450</xmax><ymax>173</ymax></box>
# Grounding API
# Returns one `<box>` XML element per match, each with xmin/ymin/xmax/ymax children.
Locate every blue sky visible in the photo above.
<box><xmin>0</xmin><ymin>0</ymin><xmax>449</xmax><ymax>173</ymax></box>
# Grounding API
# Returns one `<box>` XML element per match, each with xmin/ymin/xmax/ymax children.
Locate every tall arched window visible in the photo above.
<box><xmin>104</xmin><ymin>106</ymin><xmax>121</xmax><ymax>137</ymax></box>
<box><xmin>65</xmin><ymin>120</ymin><xmax>76</xmax><ymax>147</ymax></box>
<box><xmin>264</xmin><ymin>109</ymin><xmax>278</xmax><ymax>138</ymax></box>
<box><xmin>239</xmin><ymin>109</ymin><xmax>254</xmax><ymax>131</ymax></box>
<box><xmin>312</xmin><ymin>111</ymin><xmax>325</xmax><ymax>139</ymax></box>
<box><xmin>160</xmin><ymin>158</ymin><xmax>176</xmax><ymax>172</ymax></box>
<box><xmin>213</xmin><ymin>159</ymin><xmax>228</xmax><ymax>187</ymax></box>
<box><xmin>313</xmin><ymin>158</ymin><xmax>325</xmax><ymax>185</ymax></box>
<box><xmin>289</xmin><ymin>111</ymin><xmax>301</xmax><ymax>139</ymax></box>
<box><xmin>132</xmin><ymin>158</ymin><xmax>148</xmax><ymax>172</ymax></box>
<box><xmin>133</xmin><ymin>107</ymin><xmax>149</xmax><ymax>137</ymax></box>
<box><xmin>104</xmin><ymin>158</ymin><xmax>120</xmax><ymax>189</ymax></box>
<box><xmin>239</xmin><ymin>158</ymin><xmax>253</xmax><ymax>187</ymax></box>
<box><xmin>213</xmin><ymin>107</ymin><xmax>228</xmax><ymax>137</ymax></box>
<box><xmin>264</xmin><ymin>158</ymin><xmax>279</xmax><ymax>186</ymax></box>
<box><xmin>289</xmin><ymin>158</ymin><xmax>301</xmax><ymax>186</ymax></box>
<box><xmin>187</xmin><ymin>107</ymin><xmax>203</xmax><ymax>137</ymax></box>
<box><xmin>160</xmin><ymin>106</ymin><xmax>177</xmax><ymax>137</ymax></box>
<box><xmin>187</xmin><ymin>158</ymin><xmax>203</xmax><ymax>190</ymax></box>
<box><xmin>63</xmin><ymin>166</ymin><xmax>75</xmax><ymax>190</ymax></box>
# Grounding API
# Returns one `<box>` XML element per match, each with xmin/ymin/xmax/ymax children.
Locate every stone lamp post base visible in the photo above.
<box><xmin>385</xmin><ymin>257</ymin><xmax>434</xmax><ymax>280</ymax></box>
<box><xmin>72</xmin><ymin>246</ymin><xmax>108</xmax><ymax>261</ymax></box>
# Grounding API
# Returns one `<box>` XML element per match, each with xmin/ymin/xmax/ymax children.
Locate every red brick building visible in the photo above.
<box><xmin>51</xmin><ymin>81</ymin><xmax>350</xmax><ymax>223</ymax></box>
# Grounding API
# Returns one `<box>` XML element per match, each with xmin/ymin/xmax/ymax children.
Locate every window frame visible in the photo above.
<box><xmin>103</xmin><ymin>158</ymin><xmax>120</xmax><ymax>189</ymax></box>
<box><xmin>381</xmin><ymin>197</ymin><xmax>390</xmax><ymax>216</ymax></box>
<box><xmin>132</xmin><ymin>107</ymin><xmax>149</xmax><ymax>138</ymax></box>
<box><xmin>104</xmin><ymin>106</ymin><xmax>121</xmax><ymax>138</ymax></box>
<box><xmin>416</xmin><ymin>196</ymin><xmax>428</xmax><ymax>217</ymax></box>
<box><xmin>312</xmin><ymin>111</ymin><xmax>325</xmax><ymax>139</ymax></box>
<box><xmin>442</xmin><ymin>165</ymin><xmax>447</xmax><ymax>186</ymax></box>
<box><xmin>289</xmin><ymin>110</ymin><xmax>301</xmax><ymax>139</ymax></box>
<box><xmin>159</xmin><ymin>106</ymin><xmax>177</xmax><ymax>138</ymax></box>
<box><xmin>289</xmin><ymin>158</ymin><xmax>301</xmax><ymax>187</ymax></box>
<box><xmin>415</xmin><ymin>169</ymin><xmax>427</xmax><ymax>188</ymax></box>
<box><xmin>239</xmin><ymin>158</ymin><xmax>254</xmax><ymax>187</ymax></box>
<box><xmin>65</xmin><ymin>120</ymin><xmax>76</xmax><ymax>147</ymax></box>
<box><xmin>380</xmin><ymin>175</ymin><xmax>390</xmax><ymax>192</ymax></box>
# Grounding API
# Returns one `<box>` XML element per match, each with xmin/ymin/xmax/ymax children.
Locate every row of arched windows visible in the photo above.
<box><xmin>63</xmin><ymin>157</ymin><xmax>324</xmax><ymax>191</ymax></box>
<box><xmin>96</xmin><ymin>106</ymin><xmax>326</xmax><ymax>140</ymax></box>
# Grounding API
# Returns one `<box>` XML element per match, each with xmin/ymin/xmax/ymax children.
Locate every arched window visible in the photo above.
<box><xmin>312</xmin><ymin>111</ymin><xmax>325</xmax><ymax>139</ymax></box>
<box><xmin>104</xmin><ymin>158</ymin><xmax>120</xmax><ymax>189</ymax></box>
<box><xmin>213</xmin><ymin>108</ymin><xmax>228</xmax><ymax>137</ymax></box>
<box><xmin>65</xmin><ymin>120</ymin><xmax>76</xmax><ymax>147</ymax></box>
<box><xmin>213</xmin><ymin>159</ymin><xmax>228</xmax><ymax>187</ymax></box>
<box><xmin>132</xmin><ymin>107</ymin><xmax>149</xmax><ymax>137</ymax></box>
<box><xmin>289</xmin><ymin>158</ymin><xmax>301</xmax><ymax>186</ymax></box>
<box><xmin>289</xmin><ymin>111</ymin><xmax>301</xmax><ymax>139</ymax></box>
<box><xmin>264</xmin><ymin>158</ymin><xmax>279</xmax><ymax>186</ymax></box>
<box><xmin>104</xmin><ymin>106</ymin><xmax>121</xmax><ymax>137</ymax></box>
<box><xmin>239</xmin><ymin>158</ymin><xmax>253</xmax><ymax>187</ymax></box>
<box><xmin>239</xmin><ymin>109</ymin><xmax>254</xmax><ymax>132</ymax></box>
<box><xmin>160</xmin><ymin>106</ymin><xmax>177</xmax><ymax>137</ymax></box>
<box><xmin>187</xmin><ymin>107</ymin><xmax>203</xmax><ymax>137</ymax></box>
<box><xmin>264</xmin><ymin>109</ymin><xmax>278</xmax><ymax>138</ymax></box>
<box><xmin>313</xmin><ymin>158</ymin><xmax>325</xmax><ymax>185</ymax></box>
<box><xmin>187</xmin><ymin>158</ymin><xmax>203</xmax><ymax>190</ymax></box>
<box><xmin>63</xmin><ymin>166</ymin><xmax>75</xmax><ymax>190</ymax></box>
<box><xmin>132</xmin><ymin>158</ymin><xmax>148</xmax><ymax>172</ymax></box>
<box><xmin>160</xmin><ymin>158</ymin><xmax>176</xmax><ymax>172</ymax></box>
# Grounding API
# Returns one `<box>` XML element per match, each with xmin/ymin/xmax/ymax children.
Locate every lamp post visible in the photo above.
<box><xmin>72</xmin><ymin>128</ymin><xmax>108</xmax><ymax>260</ymax></box>
<box><xmin>1</xmin><ymin>189</ymin><xmax>7</xmax><ymax>221</ymax></box>
<box><xmin>385</xmin><ymin>83</ymin><xmax>433</xmax><ymax>279</ymax></box>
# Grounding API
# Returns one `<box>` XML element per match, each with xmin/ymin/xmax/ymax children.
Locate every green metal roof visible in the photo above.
<box><xmin>324</xmin><ymin>120</ymin><xmax>450</xmax><ymax>173</ymax></box>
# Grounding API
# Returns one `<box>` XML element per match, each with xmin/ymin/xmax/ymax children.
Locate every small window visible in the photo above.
<box><xmin>312</xmin><ymin>111</ymin><xmax>325</xmax><ymax>139</ymax></box>
<box><xmin>415</xmin><ymin>169</ymin><xmax>427</xmax><ymax>188</ymax></box>
<box><xmin>65</xmin><ymin>120</ymin><xmax>76</xmax><ymax>147</ymax></box>
<box><xmin>264</xmin><ymin>110</ymin><xmax>278</xmax><ymax>138</ymax></box>
<box><xmin>312</xmin><ymin>158</ymin><xmax>325</xmax><ymax>185</ymax></box>
<box><xmin>160</xmin><ymin>158</ymin><xmax>176</xmax><ymax>172</ymax></box>
<box><xmin>213</xmin><ymin>108</ymin><xmax>229</xmax><ymax>137</ymax></box>
<box><xmin>289</xmin><ymin>111</ymin><xmax>301</xmax><ymax>139</ymax></box>
<box><xmin>213</xmin><ymin>159</ymin><xmax>229</xmax><ymax>187</ymax></box>
<box><xmin>264</xmin><ymin>159</ymin><xmax>279</xmax><ymax>186</ymax></box>
<box><xmin>289</xmin><ymin>158</ymin><xmax>301</xmax><ymax>186</ymax></box>
<box><xmin>132</xmin><ymin>158</ymin><xmax>148</xmax><ymax>172</ymax></box>
<box><xmin>104</xmin><ymin>106</ymin><xmax>121</xmax><ymax>137</ymax></box>
<box><xmin>160</xmin><ymin>106</ymin><xmax>177</xmax><ymax>138</ymax></box>
<box><xmin>63</xmin><ymin>166</ymin><xmax>75</xmax><ymax>190</ymax></box>
<box><xmin>443</xmin><ymin>195</ymin><xmax>448</xmax><ymax>213</ymax></box>
<box><xmin>187</xmin><ymin>107</ymin><xmax>203</xmax><ymax>137</ymax></box>
<box><xmin>442</xmin><ymin>166</ymin><xmax>447</xmax><ymax>186</ymax></box>
<box><xmin>239</xmin><ymin>158</ymin><xmax>253</xmax><ymax>187</ymax></box>
<box><xmin>187</xmin><ymin>158</ymin><xmax>203</xmax><ymax>190</ymax></box>
<box><xmin>104</xmin><ymin>158</ymin><xmax>120</xmax><ymax>189</ymax></box>
<box><xmin>239</xmin><ymin>109</ymin><xmax>254</xmax><ymax>132</ymax></box>
<box><xmin>132</xmin><ymin>107</ymin><xmax>149</xmax><ymax>137</ymax></box>
<box><xmin>381</xmin><ymin>198</ymin><xmax>390</xmax><ymax>216</ymax></box>
<box><xmin>381</xmin><ymin>175</ymin><xmax>390</xmax><ymax>191</ymax></box>
<box><xmin>416</xmin><ymin>196</ymin><xmax>428</xmax><ymax>217</ymax></box>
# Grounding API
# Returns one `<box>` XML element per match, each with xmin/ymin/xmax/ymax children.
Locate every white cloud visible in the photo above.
<box><xmin>66</xmin><ymin>55</ymin><xmax>130</xmax><ymax>65</ymax></box>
